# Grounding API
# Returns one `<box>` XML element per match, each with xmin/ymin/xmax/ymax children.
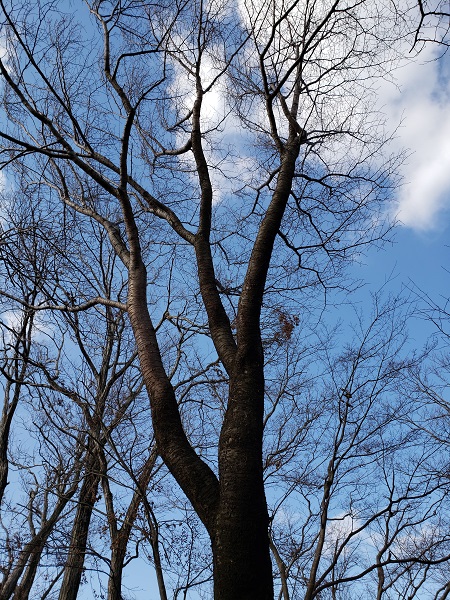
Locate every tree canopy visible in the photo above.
<box><xmin>0</xmin><ymin>1</ymin><xmax>449</xmax><ymax>599</ymax></box>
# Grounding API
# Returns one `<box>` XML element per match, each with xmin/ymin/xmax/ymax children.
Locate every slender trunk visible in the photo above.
<box><xmin>107</xmin><ymin>448</ymin><xmax>157</xmax><ymax>600</ymax></box>
<box><xmin>58</xmin><ymin>451</ymin><xmax>101</xmax><ymax>600</ymax></box>
<box><xmin>269</xmin><ymin>537</ymin><xmax>290</xmax><ymax>600</ymax></box>
<box><xmin>142</xmin><ymin>498</ymin><xmax>168</xmax><ymax>600</ymax></box>
<box><xmin>0</xmin><ymin>490</ymin><xmax>77</xmax><ymax>600</ymax></box>
<box><xmin>108</xmin><ymin>540</ymin><xmax>126</xmax><ymax>600</ymax></box>
<box><xmin>152</xmin><ymin>532</ymin><xmax>168</xmax><ymax>600</ymax></box>
<box><xmin>0</xmin><ymin>311</ymin><xmax>35</xmax><ymax>505</ymax></box>
<box><xmin>12</xmin><ymin>545</ymin><xmax>42</xmax><ymax>600</ymax></box>
<box><xmin>376</xmin><ymin>560</ymin><xmax>385</xmax><ymax>600</ymax></box>
<box><xmin>0</xmin><ymin>423</ymin><xmax>9</xmax><ymax>505</ymax></box>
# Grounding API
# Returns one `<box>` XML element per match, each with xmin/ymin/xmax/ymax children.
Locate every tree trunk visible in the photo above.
<box><xmin>12</xmin><ymin>545</ymin><xmax>43</xmax><ymax>600</ymax></box>
<box><xmin>105</xmin><ymin>447</ymin><xmax>157</xmax><ymax>600</ymax></box>
<box><xmin>58</xmin><ymin>451</ymin><xmax>100</xmax><ymax>600</ymax></box>
<box><xmin>212</xmin><ymin>509</ymin><xmax>273</xmax><ymax>600</ymax></box>
<box><xmin>0</xmin><ymin>423</ymin><xmax>9</xmax><ymax>506</ymax></box>
<box><xmin>0</xmin><ymin>489</ymin><xmax>78</xmax><ymax>600</ymax></box>
<box><xmin>108</xmin><ymin>541</ymin><xmax>126</xmax><ymax>600</ymax></box>
<box><xmin>212</xmin><ymin>358</ymin><xmax>273</xmax><ymax>600</ymax></box>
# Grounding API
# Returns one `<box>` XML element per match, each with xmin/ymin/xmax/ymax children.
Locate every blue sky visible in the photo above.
<box><xmin>1</xmin><ymin>4</ymin><xmax>450</xmax><ymax>598</ymax></box>
<box><xmin>345</xmin><ymin>42</ymin><xmax>450</xmax><ymax>347</ymax></box>
<box><xmin>165</xmin><ymin>9</ymin><xmax>450</xmax><ymax>332</ymax></box>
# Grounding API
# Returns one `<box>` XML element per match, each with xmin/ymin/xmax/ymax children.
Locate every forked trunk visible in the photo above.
<box><xmin>126</xmin><ymin>237</ymin><xmax>273</xmax><ymax>599</ymax></box>
<box><xmin>108</xmin><ymin>547</ymin><xmax>125</xmax><ymax>600</ymax></box>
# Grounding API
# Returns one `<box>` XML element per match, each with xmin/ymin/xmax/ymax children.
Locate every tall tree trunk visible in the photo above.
<box><xmin>108</xmin><ymin>534</ymin><xmax>128</xmax><ymax>600</ymax></box>
<box><xmin>212</xmin><ymin>359</ymin><xmax>273</xmax><ymax>600</ymax></box>
<box><xmin>205</xmin><ymin>137</ymin><xmax>301</xmax><ymax>600</ymax></box>
<box><xmin>12</xmin><ymin>545</ymin><xmax>43</xmax><ymax>600</ymax></box>
<box><xmin>122</xmin><ymin>134</ymin><xmax>302</xmax><ymax>598</ymax></box>
<box><xmin>212</xmin><ymin>485</ymin><xmax>273</xmax><ymax>600</ymax></box>
<box><xmin>58</xmin><ymin>450</ymin><xmax>101</xmax><ymax>600</ymax></box>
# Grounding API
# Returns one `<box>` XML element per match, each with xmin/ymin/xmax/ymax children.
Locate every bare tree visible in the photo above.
<box><xmin>0</xmin><ymin>200</ymin><xmax>46</xmax><ymax>505</ymax></box>
<box><xmin>0</xmin><ymin>186</ymin><xmax>220</xmax><ymax>598</ymax></box>
<box><xmin>263</xmin><ymin>295</ymin><xmax>450</xmax><ymax>599</ymax></box>
<box><xmin>0</xmin><ymin>1</ymin><xmax>443</xmax><ymax>599</ymax></box>
<box><xmin>413</xmin><ymin>0</ymin><xmax>450</xmax><ymax>46</ymax></box>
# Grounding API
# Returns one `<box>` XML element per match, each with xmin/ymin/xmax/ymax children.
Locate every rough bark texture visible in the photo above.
<box><xmin>126</xmin><ymin>257</ymin><xmax>220</xmax><ymax>531</ymax></box>
<box><xmin>125</xmin><ymin>237</ymin><xmax>274</xmax><ymax>596</ymax></box>
<box><xmin>108</xmin><ymin>541</ymin><xmax>126</xmax><ymax>600</ymax></box>
<box><xmin>213</xmin><ymin>357</ymin><xmax>273</xmax><ymax>600</ymax></box>
<box><xmin>205</xmin><ymin>139</ymin><xmax>301</xmax><ymax>599</ymax></box>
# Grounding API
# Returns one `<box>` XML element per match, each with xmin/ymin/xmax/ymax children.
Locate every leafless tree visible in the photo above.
<box><xmin>0</xmin><ymin>185</ymin><xmax>220</xmax><ymax>599</ymax></box>
<box><xmin>413</xmin><ymin>0</ymin><xmax>450</xmax><ymax>46</ymax></box>
<box><xmin>0</xmin><ymin>1</ymin><xmax>445</xmax><ymax>599</ymax></box>
<box><xmin>263</xmin><ymin>295</ymin><xmax>450</xmax><ymax>599</ymax></box>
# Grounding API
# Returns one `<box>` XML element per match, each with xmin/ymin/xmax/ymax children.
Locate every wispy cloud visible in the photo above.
<box><xmin>381</xmin><ymin>46</ymin><xmax>450</xmax><ymax>231</ymax></box>
<box><xmin>167</xmin><ymin>49</ymin><xmax>260</xmax><ymax>203</ymax></box>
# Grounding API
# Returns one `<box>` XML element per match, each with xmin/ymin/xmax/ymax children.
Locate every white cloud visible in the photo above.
<box><xmin>381</xmin><ymin>46</ymin><xmax>450</xmax><ymax>231</ymax></box>
<box><xmin>236</xmin><ymin>1</ymin><xmax>450</xmax><ymax>232</ymax></box>
<box><xmin>322</xmin><ymin>511</ymin><xmax>362</xmax><ymax>556</ymax></box>
<box><xmin>167</xmin><ymin>47</ymin><xmax>261</xmax><ymax>203</ymax></box>
<box><xmin>1</xmin><ymin>308</ymin><xmax>55</xmax><ymax>345</ymax></box>
<box><xmin>165</xmin><ymin>1</ymin><xmax>450</xmax><ymax>226</ymax></box>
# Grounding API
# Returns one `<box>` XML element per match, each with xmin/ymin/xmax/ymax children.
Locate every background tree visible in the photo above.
<box><xmin>0</xmin><ymin>186</ymin><xmax>220</xmax><ymax>599</ymax></box>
